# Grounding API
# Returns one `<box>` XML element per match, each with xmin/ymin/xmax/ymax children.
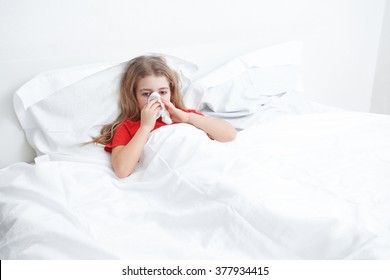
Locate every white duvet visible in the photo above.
<box><xmin>1</xmin><ymin>112</ymin><xmax>390</xmax><ymax>259</ymax></box>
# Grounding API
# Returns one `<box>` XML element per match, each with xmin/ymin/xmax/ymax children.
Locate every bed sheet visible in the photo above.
<box><xmin>1</xmin><ymin>110</ymin><xmax>390</xmax><ymax>259</ymax></box>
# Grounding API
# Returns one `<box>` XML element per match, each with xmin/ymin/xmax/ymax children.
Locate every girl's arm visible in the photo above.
<box><xmin>111</xmin><ymin>100</ymin><xmax>161</xmax><ymax>178</ymax></box>
<box><xmin>111</xmin><ymin>127</ymin><xmax>150</xmax><ymax>178</ymax></box>
<box><xmin>186</xmin><ymin>112</ymin><xmax>237</xmax><ymax>142</ymax></box>
<box><xmin>162</xmin><ymin>99</ymin><xmax>237</xmax><ymax>142</ymax></box>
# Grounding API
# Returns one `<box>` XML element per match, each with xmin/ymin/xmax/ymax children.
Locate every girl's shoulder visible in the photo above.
<box><xmin>116</xmin><ymin>119</ymin><xmax>141</xmax><ymax>133</ymax></box>
<box><xmin>118</xmin><ymin>118</ymin><xmax>140</xmax><ymax>127</ymax></box>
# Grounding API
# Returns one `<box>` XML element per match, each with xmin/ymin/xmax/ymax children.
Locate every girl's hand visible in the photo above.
<box><xmin>161</xmin><ymin>99</ymin><xmax>189</xmax><ymax>123</ymax></box>
<box><xmin>162</xmin><ymin>99</ymin><xmax>236</xmax><ymax>142</ymax></box>
<box><xmin>140</xmin><ymin>99</ymin><xmax>161</xmax><ymax>131</ymax></box>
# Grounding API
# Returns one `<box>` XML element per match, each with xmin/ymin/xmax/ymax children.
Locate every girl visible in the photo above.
<box><xmin>91</xmin><ymin>55</ymin><xmax>236</xmax><ymax>178</ymax></box>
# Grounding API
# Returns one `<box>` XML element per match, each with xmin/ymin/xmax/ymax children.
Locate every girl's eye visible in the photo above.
<box><xmin>142</xmin><ymin>92</ymin><xmax>151</xmax><ymax>97</ymax></box>
<box><xmin>160</xmin><ymin>91</ymin><xmax>168</xmax><ymax>95</ymax></box>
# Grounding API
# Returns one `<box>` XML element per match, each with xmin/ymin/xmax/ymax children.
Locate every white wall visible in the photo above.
<box><xmin>371</xmin><ymin>0</ymin><xmax>390</xmax><ymax>114</ymax></box>
<box><xmin>0</xmin><ymin>0</ymin><xmax>387</xmax><ymax>168</ymax></box>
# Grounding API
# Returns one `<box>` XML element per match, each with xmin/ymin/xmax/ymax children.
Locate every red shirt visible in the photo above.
<box><xmin>104</xmin><ymin>109</ymin><xmax>204</xmax><ymax>153</ymax></box>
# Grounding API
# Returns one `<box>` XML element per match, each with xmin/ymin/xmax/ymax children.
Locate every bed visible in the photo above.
<box><xmin>1</xmin><ymin>42</ymin><xmax>390</xmax><ymax>259</ymax></box>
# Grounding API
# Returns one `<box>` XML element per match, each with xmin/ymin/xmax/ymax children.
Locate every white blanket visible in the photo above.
<box><xmin>1</xmin><ymin>112</ymin><xmax>390</xmax><ymax>259</ymax></box>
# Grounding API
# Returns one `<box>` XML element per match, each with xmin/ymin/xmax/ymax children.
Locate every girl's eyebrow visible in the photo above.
<box><xmin>140</xmin><ymin>87</ymin><xmax>169</xmax><ymax>91</ymax></box>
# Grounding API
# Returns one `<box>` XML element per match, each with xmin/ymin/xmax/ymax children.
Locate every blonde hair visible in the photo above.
<box><xmin>90</xmin><ymin>55</ymin><xmax>186</xmax><ymax>145</ymax></box>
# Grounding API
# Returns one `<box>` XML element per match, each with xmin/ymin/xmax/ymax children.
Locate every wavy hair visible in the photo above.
<box><xmin>89</xmin><ymin>55</ymin><xmax>186</xmax><ymax>145</ymax></box>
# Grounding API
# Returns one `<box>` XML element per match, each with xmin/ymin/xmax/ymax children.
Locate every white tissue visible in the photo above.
<box><xmin>147</xmin><ymin>92</ymin><xmax>173</xmax><ymax>124</ymax></box>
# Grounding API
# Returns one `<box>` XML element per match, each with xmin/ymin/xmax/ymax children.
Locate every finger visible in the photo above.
<box><xmin>150</xmin><ymin>98</ymin><xmax>160</xmax><ymax>104</ymax></box>
<box><xmin>161</xmin><ymin>98</ymin><xmax>172</xmax><ymax>107</ymax></box>
<box><xmin>143</xmin><ymin>104</ymin><xmax>161</xmax><ymax>117</ymax></box>
<box><xmin>150</xmin><ymin>102</ymin><xmax>162</xmax><ymax>111</ymax></box>
<box><xmin>143</xmin><ymin>99</ymin><xmax>159</xmax><ymax>110</ymax></box>
<box><xmin>161</xmin><ymin>99</ymin><xmax>175</xmax><ymax>111</ymax></box>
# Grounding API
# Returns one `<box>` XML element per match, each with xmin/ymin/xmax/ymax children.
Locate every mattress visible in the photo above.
<box><xmin>1</xmin><ymin>110</ymin><xmax>390</xmax><ymax>259</ymax></box>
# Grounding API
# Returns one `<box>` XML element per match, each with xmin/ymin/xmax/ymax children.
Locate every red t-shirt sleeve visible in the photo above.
<box><xmin>182</xmin><ymin>109</ymin><xmax>204</xmax><ymax>116</ymax></box>
<box><xmin>104</xmin><ymin>122</ymin><xmax>132</xmax><ymax>153</ymax></box>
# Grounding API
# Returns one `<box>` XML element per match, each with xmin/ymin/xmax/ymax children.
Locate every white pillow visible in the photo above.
<box><xmin>14</xmin><ymin>54</ymin><xmax>198</xmax><ymax>159</ymax></box>
<box><xmin>183</xmin><ymin>41</ymin><xmax>303</xmax><ymax>129</ymax></box>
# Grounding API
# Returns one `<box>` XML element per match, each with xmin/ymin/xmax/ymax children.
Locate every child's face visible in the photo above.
<box><xmin>136</xmin><ymin>75</ymin><xmax>171</xmax><ymax>109</ymax></box>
